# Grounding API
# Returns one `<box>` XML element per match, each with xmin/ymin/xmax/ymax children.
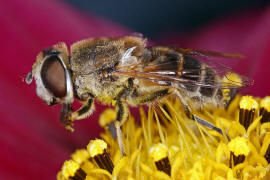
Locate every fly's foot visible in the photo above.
<box><xmin>60</xmin><ymin>103</ymin><xmax>75</xmax><ymax>132</ymax></box>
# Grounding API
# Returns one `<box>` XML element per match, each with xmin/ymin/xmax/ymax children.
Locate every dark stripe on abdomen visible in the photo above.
<box><xmin>199</xmin><ymin>67</ymin><xmax>216</xmax><ymax>97</ymax></box>
<box><xmin>181</xmin><ymin>56</ymin><xmax>201</xmax><ymax>91</ymax></box>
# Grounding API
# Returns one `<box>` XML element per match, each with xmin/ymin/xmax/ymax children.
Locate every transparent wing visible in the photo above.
<box><xmin>114</xmin><ymin>70</ymin><xmax>252</xmax><ymax>89</ymax></box>
<box><xmin>173</xmin><ymin>48</ymin><xmax>245</xmax><ymax>59</ymax></box>
<box><xmin>174</xmin><ymin>48</ymin><xmax>253</xmax><ymax>88</ymax></box>
<box><xmin>114</xmin><ymin>48</ymin><xmax>253</xmax><ymax>89</ymax></box>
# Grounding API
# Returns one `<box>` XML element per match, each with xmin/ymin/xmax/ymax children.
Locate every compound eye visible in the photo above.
<box><xmin>41</xmin><ymin>55</ymin><xmax>66</xmax><ymax>98</ymax></box>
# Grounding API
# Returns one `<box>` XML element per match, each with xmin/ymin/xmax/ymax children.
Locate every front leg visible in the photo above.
<box><xmin>60</xmin><ymin>97</ymin><xmax>95</xmax><ymax>131</ymax></box>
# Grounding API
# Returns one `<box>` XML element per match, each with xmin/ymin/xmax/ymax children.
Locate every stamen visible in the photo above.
<box><xmin>228</xmin><ymin>137</ymin><xmax>250</xmax><ymax>167</ymax></box>
<box><xmin>87</xmin><ymin>139</ymin><xmax>114</xmax><ymax>174</ymax></box>
<box><xmin>154</xmin><ymin>103</ymin><xmax>172</xmax><ymax>125</ymax></box>
<box><xmin>98</xmin><ymin>109</ymin><xmax>116</xmax><ymax>128</ymax></box>
<box><xmin>264</xmin><ymin>145</ymin><xmax>270</xmax><ymax>163</ymax></box>
<box><xmin>260</xmin><ymin>96</ymin><xmax>270</xmax><ymax>123</ymax></box>
<box><xmin>71</xmin><ymin>149</ymin><xmax>90</xmax><ymax>165</ymax></box>
<box><xmin>61</xmin><ymin>160</ymin><xmax>87</xmax><ymax>180</ymax></box>
<box><xmin>239</xmin><ymin>96</ymin><xmax>258</xmax><ymax>130</ymax></box>
<box><xmin>98</xmin><ymin>109</ymin><xmax>117</xmax><ymax>139</ymax></box>
<box><xmin>71</xmin><ymin>168</ymin><xmax>87</xmax><ymax>180</ymax></box>
<box><xmin>149</xmin><ymin>143</ymin><xmax>171</xmax><ymax>176</ymax></box>
<box><xmin>261</xmin><ymin>133</ymin><xmax>270</xmax><ymax>163</ymax></box>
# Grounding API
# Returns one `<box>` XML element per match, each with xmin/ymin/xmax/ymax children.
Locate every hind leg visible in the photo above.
<box><xmin>174</xmin><ymin>90</ymin><xmax>223</xmax><ymax>135</ymax></box>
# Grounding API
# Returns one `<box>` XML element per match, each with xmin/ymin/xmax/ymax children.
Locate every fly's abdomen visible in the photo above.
<box><xmin>180</xmin><ymin>56</ymin><xmax>223</xmax><ymax>103</ymax></box>
<box><xmin>181</xmin><ymin>55</ymin><xmax>202</xmax><ymax>92</ymax></box>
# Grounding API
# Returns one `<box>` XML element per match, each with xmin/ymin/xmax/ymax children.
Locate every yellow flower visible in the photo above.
<box><xmin>228</xmin><ymin>137</ymin><xmax>250</xmax><ymax>156</ymax></box>
<box><xmin>57</xmin><ymin>95</ymin><xmax>270</xmax><ymax>179</ymax></box>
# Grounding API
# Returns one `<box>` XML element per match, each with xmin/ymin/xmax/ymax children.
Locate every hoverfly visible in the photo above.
<box><xmin>26</xmin><ymin>35</ymin><xmax>252</xmax><ymax>155</ymax></box>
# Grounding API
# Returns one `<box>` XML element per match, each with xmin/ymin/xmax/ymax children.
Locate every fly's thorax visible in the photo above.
<box><xmin>69</xmin><ymin>36</ymin><xmax>147</xmax><ymax>102</ymax></box>
<box><xmin>73</xmin><ymin>71</ymin><xmax>128</xmax><ymax>104</ymax></box>
<box><xmin>69</xmin><ymin>36</ymin><xmax>147</xmax><ymax>74</ymax></box>
<box><xmin>73</xmin><ymin>73</ymin><xmax>104</xmax><ymax>99</ymax></box>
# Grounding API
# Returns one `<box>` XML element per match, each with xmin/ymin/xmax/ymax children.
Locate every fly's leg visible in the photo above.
<box><xmin>134</xmin><ymin>89</ymin><xmax>170</xmax><ymax>104</ymax></box>
<box><xmin>114</xmin><ymin>89</ymin><xmax>129</xmax><ymax>156</ymax></box>
<box><xmin>60</xmin><ymin>97</ymin><xmax>95</xmax><ymax>131</ymax></box>
<box><xmin>60</xmin><ymin>103</ymin><xmax>74</xmax><ymax>130</ymax></box>
<box><xmin>174</xmin><ymin>90</ymin><xmax>223</xmax><ymax>135</ymax></box>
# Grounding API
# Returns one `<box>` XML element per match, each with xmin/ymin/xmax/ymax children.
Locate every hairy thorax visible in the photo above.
<box><xmin>73</xmin><ymin>72</ymin><xmax>128</xmax><ymax>105</ymax></box>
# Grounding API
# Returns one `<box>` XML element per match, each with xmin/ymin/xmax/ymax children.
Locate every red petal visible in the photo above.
<box><xmin>0</xmin><ymin>0</ymin><xmax>129</xmax><ymax>179</ymax></box>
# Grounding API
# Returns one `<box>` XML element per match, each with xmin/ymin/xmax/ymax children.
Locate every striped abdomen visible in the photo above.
<box><xmin>179</xmin><ymin>56</ymin><xmax>223</xmax><ymax>104</ymax></box>
<box><xmin>145</xmin><ymin>47</ymin><xmax>224</xmax><ymax>106</ymax></box>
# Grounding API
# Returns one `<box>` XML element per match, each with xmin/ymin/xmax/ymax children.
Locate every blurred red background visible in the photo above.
<box><xmin>1</xmin><ymin>0</ymin><xmax>270</xmax><ymax>179</ymax></box>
